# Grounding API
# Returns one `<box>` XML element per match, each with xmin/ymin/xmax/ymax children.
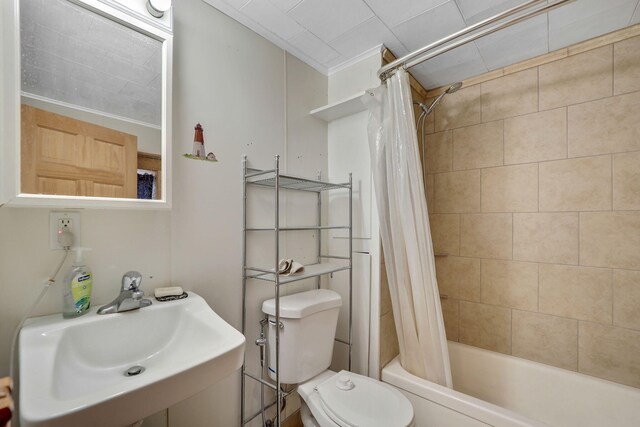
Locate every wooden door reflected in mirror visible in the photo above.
<box><xmin>21</xmin><ymin>105</ymin><xmax>138</xmax><ymax>198</ymax></box>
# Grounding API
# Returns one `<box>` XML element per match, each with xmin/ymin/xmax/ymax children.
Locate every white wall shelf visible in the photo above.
<box><xmin>310</xmin><ymin>91</ymin><xmax>370</xmax><ymax>122</ymax></box>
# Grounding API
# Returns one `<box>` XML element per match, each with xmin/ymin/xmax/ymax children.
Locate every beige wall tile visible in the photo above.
<box><xmin>539</xmin><ymin>264</ymin><xmax>612</xmax><ymax>323</ymax></box>
<box><xmin>580</xmin><ymin>212</ymin><xmax>640</xmax><ymax>270</ymax></box>
<box><xmin>425</xmin><ymin>131</ymin><xmax>453</xmax><ymax>173</ymax></box>
<box><xmin>568</xmin><ymin>91</ymin><xmax>640</xmax><ymax>157</ymax></box>
<box><xmin>539</xmin><ymin>46</ymin><xmax>613</xmax><ymax>110</ymax></box>
<box><xmin>459</xmin><ymin>301</ymin><xmax>511</xmax><ymax>354</ymax></box>
<box><xmin>504</xmin><ymin>108</ymin><xmax>567</xmax><ymax>165</ymax></box>
<box><xmin>512</xmin><ymin>310</ymin><xmax>578</xmax><ymax>371</ymax></box>
<box><xmin>481</xmin><ymin>68</ymin><xmax>538</xmax><ymax>122</ymax></box>
<box><xmin>434</xmin><ymin>85</ymin><xmax>481</xmax><ymax>132</ymax></box>
<box><xmin>482</xmin><ymin>164</ymin><xmax>538</xmax><ymax>213</ymax></box>
<box><xmin>614</xmin><ymin>35</ymin><xmax>640</xmax><ymax>95</ymax></box>
<box><xmin>434</xmin><ymin>170</ymin><xmax>480</xmax><ymax>213</ymax></box>
<box><xmin>435</xmin><ymin>256</ymin><xmax>480</xmax><ymax>301</ymax></box>
<box><xmin>613</xmin><ymin>151</ymin><xmax>640</xmax><ymax>210</ymax></box>
<box><xmin>425</xmin><ymin>174</ymin><xmax>434</xmax><ymax>213</ymax></box>
<box><xmin>429</xmin><ymin>214</ymin><xmax>460</xmax><ymax>256</ymax></box>
<box><xmin>453</xmin><ymin>121</ymin><xmax>504</xmax><ymax>171</ymax></box>
<box><xmin>613</xmin><ymin>269</ymin><xmax>640</xmax><ymax>330</ymax></box>
<box><xmin>380</xmin><ymin>310</ymin><xmax>399</xmax><ymax>368</ymax></box>
<box><xmin>513</xmin><ymin>213</ymin><xmax>579</xmax><ymax>264</ymax></box>
<box><xmin>539</xmin><ymin>155</ymin><xmax>612</xmax><ymax>212</ymax></box>
<box><xmin>460</xmin><ymin>214</ymin><xmax>513</xmax><ymax>259</ymax></box>
<box><xmin>441</xmin><ymin>298</ymin><xmax>459</xmax><ymax>342</ymax></box>
<box><xmin>481</xmin><ymin>259</ymin><xmax>538</xmax><ymax>311</ymax></box>
<box><xmin>579</xmin><ymin>322</ymin><xmax>640</xmax><ymax>388</ymax></box>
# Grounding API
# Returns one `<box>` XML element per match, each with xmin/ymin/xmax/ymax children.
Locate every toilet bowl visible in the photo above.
<box><xmin>297</xmin><ymin>369</ymin><xmax>414</xmax><ymax>427</ymax></box>
<box><xmin>261</xmin><ymin>289</ymin><xmax>414</xmax><ymax>427</ymax></box>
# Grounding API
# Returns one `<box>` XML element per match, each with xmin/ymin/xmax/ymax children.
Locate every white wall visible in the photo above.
<box><xmin>0</xmin><ymin>1</ymin><xmax>327</xmax><ymax>427</ymax></box>
<box><xmin>0</xmin><ymin>208</ymin><xmax>173</xmax><ymax>375</ymax></box>
<box><xmin>168</xmin><ymin>0</ymin><xmax>327</xmax><ymax>426</ymax></box>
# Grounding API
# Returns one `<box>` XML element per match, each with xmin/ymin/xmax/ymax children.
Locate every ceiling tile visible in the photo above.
<box><xmin>288</xmin><ymin>0</ymin><xmax>374</xmax><ymax>43</ymax></box>
<box><xmin>475</xmin><ymin>14</ymin><xmax>548</xmax><ymax>71</ymax></box>
<box><xmin>455</xmin><ymin>0</ymin><xmax>525</xmax><ymax>25</ymax></box>
<box><xmin>410</xmin><ymin>43</ymin><xmax>487</xmax><ymax>89</ymax></box>
<box><xmin>269</xmin><ymin>0</ymin><xmax>303</xmax><ymax>12</ymax></box>
<box><xmin>220</xmin><ymin>0</ymin><xmax>251</xmax><ymax>9</ymax></box>
<box><xmin>241</xmin><ymin>0</ymin><xmax>305</xmax><ymax>40</ymax></box>
<box><xmin>329</xmin><ymin>17</ymin><xmax>408</xmax><ymax>59</ymax></box>
<box><xmin>392</xmin><ymin>1</ymin><xmax>467</xmax><ymax>51</ymax></box>
<box><xmin>363</xmin><ymin>0</ymin><xmax>448</xmax><ymax>28</ymax></box>
<box><xmin>288</xmin><ymin>31</ymin><xmax>341</xmax><ymax>64</ymax></box>
<box><xmin>549</xmin><ymin>0</ymin><xmax>638</xmax><ymax>50</ymax></box>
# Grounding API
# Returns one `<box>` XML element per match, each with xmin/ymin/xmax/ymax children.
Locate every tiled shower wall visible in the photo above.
<box><xmin>381</xmin><ymin>31</ymin><xmax>640</xmax><ymax>388</ymax></box>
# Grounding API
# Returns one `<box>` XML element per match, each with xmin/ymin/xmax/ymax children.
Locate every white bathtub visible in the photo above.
<box><xmin>382</xmin><ymin>341</ymin><xmax>640</xmax><ymax>427</ymax></box>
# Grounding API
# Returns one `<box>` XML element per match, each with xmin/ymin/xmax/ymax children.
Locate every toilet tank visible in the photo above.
<box><xmin>262</xmin><ymin>289</ymin><xmax>342</xmax><ymax>384</ymax></box>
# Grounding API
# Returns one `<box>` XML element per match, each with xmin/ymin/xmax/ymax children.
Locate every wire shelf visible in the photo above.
<box><xmin>246</xmin><ymin>168</ymin><xmax>349</xmax><ymax>192</ymax></box>
<box><xmin>246</xmin><ymin>225</ymin><xmax>349</xmax><ymax>231</ymax></box>
<box><xmin>245</xmin><ymin>262</ymin><xmax>349</xmax><ymax>285</ymax></box>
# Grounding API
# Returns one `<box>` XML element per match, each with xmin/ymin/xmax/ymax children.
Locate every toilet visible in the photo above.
<box><xmin>262</xmin><ymin>289</ymin><xmax>414</xmax><ymax>427</ymax></box>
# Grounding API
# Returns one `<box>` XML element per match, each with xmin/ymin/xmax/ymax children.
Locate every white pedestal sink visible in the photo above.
<box><xmin>19</xmin><ymin>292</ymin><xmax>245</xmax><ymax>427</ymax></box>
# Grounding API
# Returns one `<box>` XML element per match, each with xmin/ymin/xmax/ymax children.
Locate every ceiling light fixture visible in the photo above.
<box><xmin>146</xmin><ymin>0</ymin><xmax>172</xmax><ymax>18</ymax></box>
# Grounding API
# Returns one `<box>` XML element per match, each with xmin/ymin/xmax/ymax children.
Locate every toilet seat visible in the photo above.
<box><xmin>298</xmin><ymin>370</ymin><xmax>414</xmax><ymax>427</ymax></box>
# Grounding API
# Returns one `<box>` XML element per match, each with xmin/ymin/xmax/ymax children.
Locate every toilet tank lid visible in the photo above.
<box><xmin>262</xmin><ymin>289</ymin><xmax>342</xmax><ymax>319</ymax></box>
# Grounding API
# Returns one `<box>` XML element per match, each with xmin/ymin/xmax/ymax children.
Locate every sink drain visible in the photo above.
<box><xmin>124</xmin><ymin>365</ymin><xmax>145</xmax><ymax>377</ymax></box>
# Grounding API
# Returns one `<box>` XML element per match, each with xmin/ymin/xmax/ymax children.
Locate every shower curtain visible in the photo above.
<box><xmin>366</xmin><ymin>69</ymin><xmax>452</xmax><ymax>387</ymax></box>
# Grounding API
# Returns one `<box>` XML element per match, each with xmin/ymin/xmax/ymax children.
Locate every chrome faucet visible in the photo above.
<box><xmin>97</xmin><ymin>271</ymin><xmax>152</xmax><ymax>314</ymax></box>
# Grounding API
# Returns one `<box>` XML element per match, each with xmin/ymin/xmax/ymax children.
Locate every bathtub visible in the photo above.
<box><xmin>382</xmin><ymin>341</ymin><xmax>640</xmax><ymax>427</ymax></box>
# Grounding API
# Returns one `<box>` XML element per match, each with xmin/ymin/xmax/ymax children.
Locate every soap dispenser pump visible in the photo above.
<box><xmin>63</xmin><ymin>247</ymin><xmax>93</xmax><ymax>318</ymax></box>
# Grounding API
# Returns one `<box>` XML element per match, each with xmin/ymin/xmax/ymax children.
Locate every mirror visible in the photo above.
<box><xmin>12</xmin><ymin>0</ymin><xmax>172</xmax><ymax>206</ymax></box>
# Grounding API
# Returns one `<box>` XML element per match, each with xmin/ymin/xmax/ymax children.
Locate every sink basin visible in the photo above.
<box><xmin>19</xmin><ymin>292</ymin><xmax>245</xmax><ymax>427</ymax></box>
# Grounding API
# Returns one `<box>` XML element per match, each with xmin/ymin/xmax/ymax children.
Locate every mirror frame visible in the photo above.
<box><xmin>1</xmin><ymin>0</ymin><xmax>173</xmax><ymax>209</ymax></box>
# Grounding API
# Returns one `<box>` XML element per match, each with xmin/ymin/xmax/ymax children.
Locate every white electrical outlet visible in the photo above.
<box><xmin>50</xmin><ymin>211</ymin><xmax>81</xmax><ymax>250</ymax></box>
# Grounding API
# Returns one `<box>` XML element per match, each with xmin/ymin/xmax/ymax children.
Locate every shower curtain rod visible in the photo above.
<box><xmin>378</xmin><ymin>0</ymin><xmax>576</xmax><ymax>81</ymax></box>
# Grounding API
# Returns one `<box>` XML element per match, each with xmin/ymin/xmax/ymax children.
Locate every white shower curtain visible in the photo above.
<box><xmin>366</xmin><ymin>69</ymin><xmax>452</xmax><ymax>387</ymax></box>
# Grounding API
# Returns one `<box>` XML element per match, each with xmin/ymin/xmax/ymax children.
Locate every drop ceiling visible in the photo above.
<box><xmin>204</xmin><ymin>0</ymin><xmax>640</xmax><ymax>89</ymax></box>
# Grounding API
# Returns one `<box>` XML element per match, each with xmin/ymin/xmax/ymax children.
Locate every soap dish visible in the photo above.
<box><xmin>155</xmin><ymin>292</ymin><xmax>188</xmax><ymax>302</ymax></box>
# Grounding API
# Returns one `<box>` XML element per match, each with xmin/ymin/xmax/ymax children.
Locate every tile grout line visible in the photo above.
<box><xmin>612</xmin><ymin>41</ymin><xmax>615</xmax><ymax>95</ymax></box>
<box><xmin>577</xmin><ymin>321</ymin><xmax>580</xmax><ymax>373</ymax></box>
<box><xmin>611</xmin><ymin>269</ymin><xmax>615</xmax><ymax>326</ymax></box>
<box><xmin>510</xmin><ymin>306</ymin><xmax>513</xmax><ymax>355</ymax></box>
<box><xmin>436</xmin><ymin>148</ymin><xmax>640</xmax><ymax>174</ymax></box>
<box><xmin>537</xmin><ymin>163</ymin><xmax>540</xmax><ymax>212</ymax></box>
<box><xmin>566</xmin><ymin>106</ymin><xmax>569</xmax><ymax>158</ymax></box>
<box><xmin>578</xmin><ymin>212</ymin><xmax>581</xmax><ymax>268</ymax></box>
<box><xmin>611</xmin><ymin>154</ymin><xmax>614</xmax><ymax>210</ymax></box>
<box><xmin>537</xmin><ymin>262</ymin><xmax>540</xmax><ymax>312</ymax></box>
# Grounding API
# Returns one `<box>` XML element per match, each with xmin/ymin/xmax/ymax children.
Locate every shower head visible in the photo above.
<box><xmin>420</xmin><ymin>82</ymin><xmax>463</xmax><ymax>116</ymax></box>
<box><xmin>446</xmin><ymin>81</ymin><xmax>463</xmax><ymax>94</ymax></box>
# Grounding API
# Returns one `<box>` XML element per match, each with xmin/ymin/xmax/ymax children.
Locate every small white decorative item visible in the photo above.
<box><xmin>207</xmin><ymin>152</ymin><xmax>217</xmax><ymax>161</ymax></box>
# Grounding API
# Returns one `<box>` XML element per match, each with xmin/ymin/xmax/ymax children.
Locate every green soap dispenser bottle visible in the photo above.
<box><xmin>63</xmin><ymin>247</ymin><xmax>93</xmax><ymax>318</ymax></box>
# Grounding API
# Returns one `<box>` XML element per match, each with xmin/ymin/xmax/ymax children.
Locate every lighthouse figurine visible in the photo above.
<box><xmin>193</xmin><ymin>123</ymin><xmax>205</xmax><ymax>158</ymax></box>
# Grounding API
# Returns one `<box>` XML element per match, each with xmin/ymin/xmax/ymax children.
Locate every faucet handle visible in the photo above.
<box><xmin>122</xmin><ymin>271</ymin><xmax>143</xmax><ymax>291</ymax></box>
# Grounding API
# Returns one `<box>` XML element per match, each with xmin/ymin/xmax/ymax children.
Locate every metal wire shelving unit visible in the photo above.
<box><xmin>241</xmin><ymin>155</ymin><xmax>353</xmax><ymax>427</ymax></box>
